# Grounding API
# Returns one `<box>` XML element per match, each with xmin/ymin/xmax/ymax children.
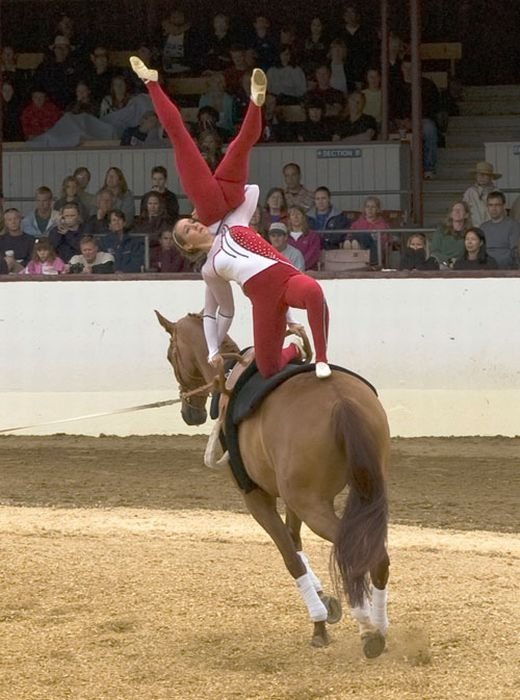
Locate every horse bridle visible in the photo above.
<box><xmin>169</xmin><ymin>325</ymin><xmax>215</xmax><ymax>403</ymax></box>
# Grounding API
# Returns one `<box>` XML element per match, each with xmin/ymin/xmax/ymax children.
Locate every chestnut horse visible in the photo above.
<box><xmin>156</xmin><ymin>311</ymin><xmax>391</xmax><ymax>657</ymax></box>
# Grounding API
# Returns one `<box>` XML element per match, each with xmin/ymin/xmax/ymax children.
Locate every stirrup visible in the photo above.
<box><xmin>250</xmin><ymin>68</ymin><xmax>267</xmax><ymax>107</ymax></box>
<box><xmin>129</xmin><ymin>56</ymin><xmax>158</xmax><ymax>83</ymax></box>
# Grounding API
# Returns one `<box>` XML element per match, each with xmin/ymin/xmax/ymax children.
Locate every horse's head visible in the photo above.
<box><xmin>155</xmin><ymin>310</ymin><xmax>214</xmax><ymax>425</ymax></box>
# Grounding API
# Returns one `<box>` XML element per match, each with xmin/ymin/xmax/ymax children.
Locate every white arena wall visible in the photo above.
<box><xmin>1</xmin><ymin>276</ymin><xmax>519</xmax><ymax>438</ymax></box>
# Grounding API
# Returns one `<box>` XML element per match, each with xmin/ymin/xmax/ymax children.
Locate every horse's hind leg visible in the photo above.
<box><xmin>369</xmin><ymin>550</ymin><xmax>390</xmax><ymax>635</ymax></box>
<box><xmin>285</xmin><ymin>508</ymin><xmax>342</xmax><ymax>625</ymax></box>
<box><xmin>243</xmin><ymin>490</ymin><xmax>330</xmax><ymax>647</ymax></box>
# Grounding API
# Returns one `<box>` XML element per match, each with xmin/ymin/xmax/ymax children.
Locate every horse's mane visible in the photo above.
<box><xmin>181</xmin><ymin>312</ymin><xmax>240</xmax><ymax>355</ymax></box>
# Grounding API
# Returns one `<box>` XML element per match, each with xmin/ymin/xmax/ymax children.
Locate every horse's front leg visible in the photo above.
<box><xmin>243</xmin><ymin>489</ymin><xmax>330</xmax><ymax>647</ymax></box>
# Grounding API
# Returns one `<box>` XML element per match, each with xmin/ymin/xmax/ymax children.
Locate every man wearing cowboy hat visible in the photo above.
<box><xmin>463</xmin><ymin>161</ymin><xmax>501</xmax><ymax>227</ymax></box>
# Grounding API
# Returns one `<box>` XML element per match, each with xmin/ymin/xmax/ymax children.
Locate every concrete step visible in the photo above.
<box><xmin>436</xmin><ymin>146</ymin><xmax>483</xmax><ymax>163</ymax></box>
<box><xmin>458</xmin><ymin>99</ymin><xmax>520</xmax><ymax>116</ymax></box>
<box><xmin>449</xmin><ymin>115</ymin><xmax>520</xmax><ymax>129</ymax></box>
<box><xmin>463</xmin><ymin>85</ymin><xmax>520</xmax><ymax>99</ymax></box>
<box><xmin>445</xmin><ymin>130</ymin><xmax>520</xmax><ymax>147</ymax></box>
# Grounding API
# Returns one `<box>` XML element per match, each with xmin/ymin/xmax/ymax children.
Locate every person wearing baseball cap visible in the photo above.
<box><xmin>463</xmin><ymin>161</ymin><xmax>502</xmax><ymax>227</ymax></box>
<box><xmin>268</xmin><ymin>222</ymin><xmax>305</xmax><ymax>271</ymax></box>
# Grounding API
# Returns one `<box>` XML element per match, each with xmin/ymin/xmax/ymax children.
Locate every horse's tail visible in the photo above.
<box><xmin>331</xmin><ymin>397</ymin><xmax>389</xmax><ymax>608</ymax></box>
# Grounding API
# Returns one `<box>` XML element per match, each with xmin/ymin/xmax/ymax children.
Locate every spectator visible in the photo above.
<box><xmin>224</xmin><ymin>45</ymin><xmax>250</xmax><ymax>97</ymax></box>
<box><xmin>480</xmin><ymin>191</ymin><xmax>520</xmax><ymax>269</ymax></box>
<box><xmin>83</xmin><ymin>188</ymin><xmax>114</xmax><ymax>235</ymax></box>
<box><xmin>1</xmin><ymin>80</ymin><xmax>23</xmax><ymax>141</ymax></box>
<box><xmin>99</xmin><ymin>75</ymin><xmax>133</xmax><ymax>117</ymax></box>
<box><xmin>0</xmin><ymin>208</ymin><xmax>35</xmax><ymax>266</ymax></box>
<box><xmin>268</xmin><ymin>221</ymin><xmax>305</xmax><ymax>271</ymax></box>
<box><xmin>135</xmin><ymin>191</ymin><xmax>173</xmax><ymax>246</ymax></box>
<box><xmin>101</xmin><ymin>209</ymin><xmax>144</xmax><ymax>273</ymax></box>
<box><xmin>20</xmin><ymin>87</ymin><xmax>62</xmax><ymax>140</ymax></box>
<box><xmin>198</xmin><ymin>129</ymin><xmax>224</xmax><ymax>172</ymax></box>
<box><xmin>198</xmin><ymin>72</ymin><xmax>236</xmax><ymax>138</ymax></box>
<box><xmin>327</xmin><ymin>39</ymin><xmax>355</xmax><ymax>96</ymax></box>
<box><xmin>1</xmin><ymin>45</ymin><xmax>27</xmax><ymax>93</ymax></box>
<box><xmin>53</xmin><ymin>175</ymin><xmax>90</xmax><ymax>223</ymax></box>
<box><xmin>22</xmin><ymin>186</ymin><xmax>60</xmax><ymax>237</ymax></box>
<box><xmin>400</xmin><ymin>233</ymin><xmax>439</xmax><ymax>271</ymax></box>
<box><xmin>305</xmin><ymin>64</ymin><xmax>345</xmax><ymax>118</ymax></box>
<box><xmin>262</xmin><ymin>187</ymin><xmax>289</xmax><ymax>230</ymax></box>
<box><xmin>33</xmin><ymin>35</ymin><xmax>80</xmax><ymax>109</ymax></box>
<box><xmin>302</xmin><ymin>16</ymin><xmax>329</xmax><ymax>75</ymax></box>
<box><xmin>453</xmin><ymin>227</ymin><xmax>499</xmax><ymax>270</ymax></box>
<box><xmin>140</xmin><ymin>166</ymin><xmax>179</xmax><ymax>222</ymax></box>
<box><xmin>248</xmin><ymin>14</ymin><xmax>278</xmax><ymax>71</ymax></box>
<box><xmin>161</xmin><ymin>7</ymin><xmax>202</xmax><ymax>75</ymax></box>
<box><xmin>282</xmin><ymin>162</ymin><xmax>314</xmax><ymax>212</ymax></box>
<box><xmin>332</xmin><ymin>90</ymin><xmax>377</xmax><ymax>142</ymax></box>
<box><xmin>66</xmin><ymin>80</ymin><xmax>98</xmax><ymax>116</ymax></box>
<box><xmin>306</xmin><ymin>186</ymin><xmax>350</xmax><ymax>249</ymax></box>
<box><xmin>297</xmin><ymin>96</ymin><xmax>333</xmax><ymax>142</ymax></box>
<box><xmin>390</xmin><ymin>55</ymin><xmax>441</xmax><ymax>179</ymax></box>
<box><xmin>85</xmin><ymin>46</ymin><xmax>116</xmax><ymax>103</ymax></box>
<box><xmin>362</xmin><ymin>67</ymin><xmax>382</xmax><ymax>125</ymax></box>
<box><xmin>287</xmin><ymin>205</ymin><xmax>321</xmax><ymax>270</ymax></box>
<box><xmin>279</xmin><ymin>24</ymin><xmax>303</xmax><ymax>64</ymax></box>
<box><xmin>51</xmin><ymin>13</ymin><xmax>88</xmax><ymax>67</ymax></box>
<box><xmin>430</xmin><ymin>201</ymin><xmax>471</xmax><ymax>267</ymax></box>
<box><xmin>337</xmin><ymin>3</ymin><xmax>377</xmax><ymax>85</ymax></box>
<box><xmin>73</xmin><ymin>166</ymin><xmax>97</xmax><ymax>217</ymax></box>
<box><xmin>120</xmin><ymin>110</ymin><xmax>161</xmax><ymax>146</ymax></box>
<box><xmin>463</xmin><ymin>161</ymin><xmax>502</xmax><ymax>227</ymax></box>
<box><xmin>249</xmin><ymin>205</ymin><xmax>266</xmax><ymax>237</ymax></box>
<box><xmin>266</xmin><ymin>45</ymin><xmax>307</xmax><ymax>105</ymax></box>
<box><xmin>102</xmin><ymin>167</ymin><xmax>135</xmax><ymax>224</ymax></box>
<box><xmin>68</xmin><ymin>234</ymin><xmax>115</xmax><ymax>274</ymax></box>
<box><xmin>48</xmin><ymin>202</ymin><xmax>85</xmax><ymax>262</ymax></box>
<box><xmin>349</xmin><ymin>196</ymin><xmax>388</xmax><ymax>264</ymax></box>
<box><xmin>21</xmin><ymin>238</ymin><xmax>66</xmax><ymax>275</ymax></box>
<box><xmin>203</xmin><ymin>13</ymin><xmax>233</xmax><ymax>71</ymax></box>
<box><xmin>192</xmin><ymin>105</ymin><xmax>228</xmax><ymax>141</ymax></box>
<box><xmin>150</xmin><ymin>228</ymin><xmax>192</xmax><ymax>272</ymax></box>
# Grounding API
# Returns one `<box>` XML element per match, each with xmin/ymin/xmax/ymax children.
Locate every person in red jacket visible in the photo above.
<box><xmin>20</xmin><ymin>88</ymin><xmax>62</xmax><ymax>140</ymax></box>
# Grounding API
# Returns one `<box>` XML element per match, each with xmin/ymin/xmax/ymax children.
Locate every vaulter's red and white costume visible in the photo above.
<box><xmin>146</xmin><ymin>83</ymin><xmax>329</xmax><ymax>378</ymax></box>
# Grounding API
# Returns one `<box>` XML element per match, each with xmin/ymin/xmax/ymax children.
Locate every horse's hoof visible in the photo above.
<box><xmin>321</xmin><ymin>595</ymin><xmax>342</xmax><ymax>624</ymax></box>
<box><xmin>362</xmin><ymin>631</ymin><xmax>386</xmax><ymax>659</ymax></box>
<box><xmin>311</xmin><ymin>632</ymin><xmax>330</xmax><ymax>648</ymax></box>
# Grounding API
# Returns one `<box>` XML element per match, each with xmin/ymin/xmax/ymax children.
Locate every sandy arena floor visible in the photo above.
<box><xmin>0</xmin><ymin>434</ymin><xmax>518</xmax><ymax>700</ymax></box>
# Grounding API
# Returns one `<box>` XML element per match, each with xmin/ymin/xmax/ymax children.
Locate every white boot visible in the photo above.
<box><xmin>129</xmin><ymin>56</ymin><xmax>158</xmax><ymax>83</ymax></box>
<box><xmin>315</xmin><ymin>362</ymin><xmax>332</xmax><ymax>379</ymax></box>
<box><xmin>250</xmin><ymin>68</ymin><xmax>267</xmax><ymax>107</ymax></box>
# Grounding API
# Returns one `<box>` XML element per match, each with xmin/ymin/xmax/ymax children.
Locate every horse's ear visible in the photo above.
<box><xmin>155</xmin><ymin>310</ymin><xmax>176</xmax><ymax>335</ymax></box>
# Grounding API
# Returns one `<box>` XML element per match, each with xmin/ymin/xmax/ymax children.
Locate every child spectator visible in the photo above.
<box><xmin>66</xmin><ymin>80</ymin><xmax>99</xmax><ymax>115</ymax></box>
<box><xmin>287</xmin><ymin>205</ymin><xmax>322</xmax><ymax>270</ymax></box>
<box><xmin>431</xmin><ymin>201</ymin><xmax>471</xmax><ymax>267</ymax></box>
<box><xmin>21</xmin><ymin>239</ymin><xmax>66</xmax><ymax>275</ymax></box>
<box><xmin>150</xmin><ymin>228</ymin><xmax>192</xmax><ymax>273</ymax></box>
<box><xmin>268</xmin><ymin>221</ymin><xmax>305</xmax><ymax>270</ymax></box>
<box><xmin>463</xmin><ymin>161</ymin><xmax>502</xmax><ymax>227</ymax></box>
<box><xmin>20</xmin><ymin>87</ymin><xmax>62</xmax><ymax>140</ymax></box>
<box><xmin>53</xmin><ymin>175</ymin><xmax>90</xmax><ymax>223</ymax></box>
<box><xmin>453</xmin><ymin>227</ymin><xmax>499</xmax><ymax>270</ymax></box>
<box><xmin>400</xmin><ymin>233</ymin><xmax>439</xmax><ymax>271</ymax></box>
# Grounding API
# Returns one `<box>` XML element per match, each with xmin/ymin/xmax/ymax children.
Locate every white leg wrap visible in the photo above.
<box><xmin>351</xmin><ymin>599</ymin><xmax>376</xmax><ymax>636</ymax></box>
<box><xmin>297</xmin><ymin>552</ymin><xmax>323</xmax><ymax>593</ymax></box>
<box><xmin>204</xmin><ymin>418</ymin><xmax>224</xmax><ymax>469</ymax></box>
<box><xmin>296</xmin><ymin>573</ymin><xmax>328</xmax><ymax>622</ymax></box>
<box><xmin>370</xmin><ymin>586</ymin><xmax>389</xmax><ymax>634</ymax></box>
